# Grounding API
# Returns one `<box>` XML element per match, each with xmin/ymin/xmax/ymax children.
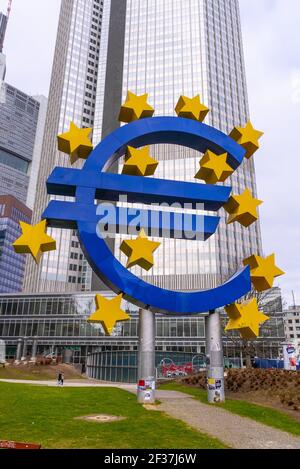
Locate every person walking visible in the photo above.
<box><xmin>61</xmin><ymin>372</ymin><xmax>64</xmax><ymax>386</ymax></box>
<box><xmin>57</xmin><ymin>371</ymin><xmax>62</xmax><ymax>386</ymax></box>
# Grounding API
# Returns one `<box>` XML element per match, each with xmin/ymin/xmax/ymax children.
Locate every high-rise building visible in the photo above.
<box><xmin>26</xmin><ymin>0</ymin><xmax>262</xmax><ymax>295</ymax></box>
<box><xmin>0</xmin><ymin>12</ymin><xmax>7</xmax><ymax>80</ymax></box>
<box><xmin>0</xmin><ymin>5</ymin><xmax>47</xmax><ymax>293</ymax></box>
<box><xmin>0</xmin><ymin>6</ymin><xmax>45</xmax><ymax>204</ymax></box>
<box><xmin>0</xmin><ymin>195</ymin><xmax>32</xmax><ymax>293</ymax></box>
<box><xmin>0</xmin><ymin>83</ymin><xmax>41</xmax><ymax>202</ymax></box>
<box><xmin>284</xmin><ymin>305</ymin><xmax>300</xmax><ymax>356</ymax></box>
<box><xmin>0</xmin><ymin>11</ymin><xmax>7</xmax><ymax>53</ymax></box>
<box><xmin>24</xmin><ymin>0</ymin><xmax>104</xmax><ymax>293</ymax></box>
<box><xmin>26</xmin><ymin>95</ymin><xmax>48</xmax><ymax>210</ymax></box>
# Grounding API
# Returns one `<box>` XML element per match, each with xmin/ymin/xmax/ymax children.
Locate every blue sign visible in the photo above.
<box><xmin>43</xmin><ymin>116</ymin><xmax>251</xmax><ymax>314</ymax></box>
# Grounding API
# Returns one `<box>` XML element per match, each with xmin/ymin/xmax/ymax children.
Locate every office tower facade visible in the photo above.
<box><xmin>0</xmin><ymin>83</ymin><xmax>40</xmax><ymax>202</ymax></box>
<box><xmin>24</xmin><ymin>0</ymin><xmax>104</xmax><ymax>293</ymax></box>
<box><xmin>0</xmin><ymin>6</ymin><xmax>47</xmax><ymax>294</ymax></box>
<box><xmin>27</xmin><ymin>0</ymin><xmax>262</xmax><ymax>295</ymax></box>
<box><xmin>0</xmin><ymin>288</ymin><xmax>285</xmax><ymax>377</ymax></box>
<box><xmin>95</xmin><ymin>0</ymin><xmax>262</xmax><ymax>292</ymax></box>
<box><xmin>26</xmin><ymin>95</ymin><xmax>48</xmax><ymax>210</ymax></box>
<box><xmin>0</xmin><ymin>12</ymin><xmax>7</xmax><ymax>54</ymax></box>
<box><xmin>0</xmin><ymin>195</ymin><xmax>32</xmax><ymax>293</ymax></box>
<box><xmin>284</xmin><ymin>305</ymin><xmax>300</xmax><ymax>356</ymax></box>
<box><xmin>0</xmin><ymin>12</ymin><xmax>7</xmax><ymax>81</ymax></box>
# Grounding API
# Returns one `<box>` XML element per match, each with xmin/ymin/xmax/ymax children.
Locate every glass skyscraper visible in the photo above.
<box><xmin>96</xmin><ymin>0</ymin><xmax>263</xmax><ymax>293</ymax></box>
<box><xmin>0</xmin><ymin>195</ymin><xmax>32</xmax><ymax>293</ymax></box>
<box><xmin>24</xmin><ymin>0</ymin><xmax>104</xmax><ymax>293</ymax></box>
<box><xmin>0</xmin><ymin>6</ymin><xmax>46</xmax><ymax>294</ymax></box>
<box><xmin>26</xmin><ymin>0</ymin><xmax>262</xmax><ymax>296</ymax></box>
<box><xmin>0</xmin><ymin>84</ymin><xmax>41</xmax><ymax>203</ymax></box>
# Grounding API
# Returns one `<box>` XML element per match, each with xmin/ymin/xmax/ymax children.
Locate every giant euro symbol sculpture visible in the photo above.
<box><xmin>42</xmin><ymin>114</ymin><xmax>253</xmax><ymax>314</ymax></box>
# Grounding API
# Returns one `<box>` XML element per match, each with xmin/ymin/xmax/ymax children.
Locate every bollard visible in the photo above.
<box><xmin>137</xmin><ymin>309</ymin><xmax>156</xmax><ymax>404</ymax></box>
<box><xmin>205</xmin><ymin>310</ymin><xmax>225</xmax><ymax>403</ymax></box>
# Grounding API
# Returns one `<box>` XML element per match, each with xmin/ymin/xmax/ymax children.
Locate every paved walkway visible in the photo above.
<box><xmin>159</xmin><ymin>395</ymin><xmax>300</xmax><ymax>449</ymax></box>
<box><xmin>0</xmin><ymin>378</ymin><xmax>136</xmax><ymax>392</ymax></box>
<box><xmin>1</xmin><ymin>379</ymin><xmax>300</xmax><ymax>449</ymax></box>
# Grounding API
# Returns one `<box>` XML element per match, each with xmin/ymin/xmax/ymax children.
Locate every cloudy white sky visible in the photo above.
<box><xmin>0</xmin><ymin>0</ymin><xmax>299</xmax><ymax>306</ymax></box>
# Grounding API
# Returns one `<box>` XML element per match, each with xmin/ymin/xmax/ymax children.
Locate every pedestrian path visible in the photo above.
<box><xmin>158</xmin><ymin>394</ymin><xmax>300</xmax><ymax>449</ymax></box>
<box><xmin>0</xmin><ymin>378</ymin><xmax>135</xmax><ymax>392</ymax></box>
<box><xmin>1</xmin><ymin>378</ymin><xmax>300</xmax><ymax>448</ymax></box>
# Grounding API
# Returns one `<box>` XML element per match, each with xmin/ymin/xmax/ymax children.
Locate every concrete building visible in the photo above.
<box><xmin>284</xmin><ymin>305</ymin><xmax>300</xmax><ymax>356</ymax></box>
<box><xmin>0</xmin><ymin>195</ymin><xmax>32</xmax><ymax>293</ymax></box>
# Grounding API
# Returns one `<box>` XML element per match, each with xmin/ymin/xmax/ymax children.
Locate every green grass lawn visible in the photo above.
<box><xmin>0</xmin><ymin>382</ymin><xmax>226</xmax><ymax>449</ymax></box>
<box><xmin>160</xmin><ymin>382</ymin><xmax>300</xmax><ymax>437</ymax></box>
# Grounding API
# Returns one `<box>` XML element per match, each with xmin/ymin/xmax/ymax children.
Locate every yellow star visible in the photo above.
<box><xmin>224</xmin><ymin>188</ymin><xmax>263</xmax><ymax>227</ymax></box>
<box><xmin>57</xmin><ymin>121</ymin><xmax>93</xmax><ymax>164</ymax></box>
<box><xmin>243</xmin><ymin>254</ymin><xmax>285</xmax><ymax>292</ymax></box>
<box><xmin>88</xmin><ymin>294</ymin><xmax>130</xmax><ymax>336</ymax></box>
<box><xmin>118</xmin><ymin>91</ymin><xmax>154</xmax><ymax>123</ymax></box>
<box><xmin>230</xmin><ymin>121</ymin><xmax>264</xmax><ymax>159</ymax></box>
<box><xmin>13</xmin><ymin>220</ymin><xmax>56</xmax><ymax>264</ymax></box>
<box><xmin>195</xmin><ymin>150</ymin><xmax>234</xmax><ymax>184</ymax></box>
<box><xmin>122</xmin><ymin>146</ymin><xmax>159</xmax><ymax>176</ymax></box>
<box><xmin>175</xmin><ymin>94</ymin><xmax>209</xmax><ymax>122</ymax></box>
<box><xmin>225</xmin><ymin>298</ymin><xmax>269</xmax><ymax>340</ymax></box>
<box><xmin>120</xmin><ymin>229</ymin><xmax>160</xmax><ymax>271</ymax></box>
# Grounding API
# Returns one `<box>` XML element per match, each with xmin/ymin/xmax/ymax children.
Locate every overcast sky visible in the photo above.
<box><xmin>0</xmin><ymin>0</ymin><xmax>299</xmax><ymax>306</ymax></box>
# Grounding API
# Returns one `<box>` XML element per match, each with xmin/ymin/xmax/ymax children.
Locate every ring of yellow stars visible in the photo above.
<box><xmin>118</xmin><ymin>91</ymin><xmax>154</xmax><ymax>123</ymax></box>
<box><xmin>195</xmin><ymin>150</ymin><xmax>234</xmax><ymax>184</ymax></box>
<box><xmin>88</xmin><ymin>294</ymin><xmax>130</xmax><ymax>336</ymax></box>
<box><xmin>13</xmin><ymin>220</ymin><xmax>56</xmax><ymax>264</ymax></box>
<box><xmin>120</xmin><ymin>229</ymin><xmax>161</xmax><ymax>271</ymax></box>
<box><xmin>57</xmin><ymin>121</ymin><xmax>93</xmax><ymax>165</ymax></box>
<box><xmin>243</xmin><ymin>254</ymin><xmax>285</xmax><ymax>292</ymax></box>
<box><xmin>224</xmin><ymin>188</ymin><xmax>262</xmax><ymax>227</ymax></box>
<box><xmin>229</xmin><ymin>121</ymin><xmax>264</xmax><ymax>159</ymax></box>
<box><xmin>225</xmin><ymin>298</ymin><xmax>269</xmax><ymax>340</ymax></box>
<box><xmin>175</xmin><ymin>94</ymin><xmax>209</xmax><ymax>122</ymax></box>
<box><xmin>122</xmin><ymin>146</ymin><xmax>159</xmax><ymax>176</ymax></box>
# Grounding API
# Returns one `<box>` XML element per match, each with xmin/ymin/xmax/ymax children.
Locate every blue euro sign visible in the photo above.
<box><xmin>43</xmin><ymin>117</ymin><xmax>251</xmax><ymax>314</ymax></box>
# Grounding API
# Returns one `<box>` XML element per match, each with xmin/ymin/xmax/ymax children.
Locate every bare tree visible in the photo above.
<box><xmin>223</xmin><ymin>288</ymin><xmax>276</xmax><ymax>368</ymax></box>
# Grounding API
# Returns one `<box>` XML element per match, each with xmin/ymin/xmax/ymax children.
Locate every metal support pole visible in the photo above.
<box><xmin>21</xmin><ymin>337</ymin><xmax>28</xmax><ymax>361</ymax></box>
<box><xmin>15</xmin><ymin>338</ymin><xmax>23</xmax><ymax>363</ymax></box>
<box><xmin>137</xmin><ymin>309</ymin><xmax>156</xmax><ymax>404</ymax></box>
<box><xmin>30</xmin><ymin>336</ymin><xmax>38</xmax><ymax>363</ymax></box>
<box><xmin>205</xmin><ymin>310</ymin><xmax>225</xmax><ymax>403</ymax></box>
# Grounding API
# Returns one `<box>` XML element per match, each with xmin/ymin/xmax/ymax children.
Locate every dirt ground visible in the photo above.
<box><xmin>226</xmin><ymin>389</ymin><xmax>300</xmax><ymax>421</ymax></box>
<box><xmin>182</xmin><ymin>368</ymin><xmax>300</xmax><ymax>419</ymax></box>
<box><xmin>0</xmin><ymin>363</ymin><xmax>84</xmax><ymax>381</ymax></box>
